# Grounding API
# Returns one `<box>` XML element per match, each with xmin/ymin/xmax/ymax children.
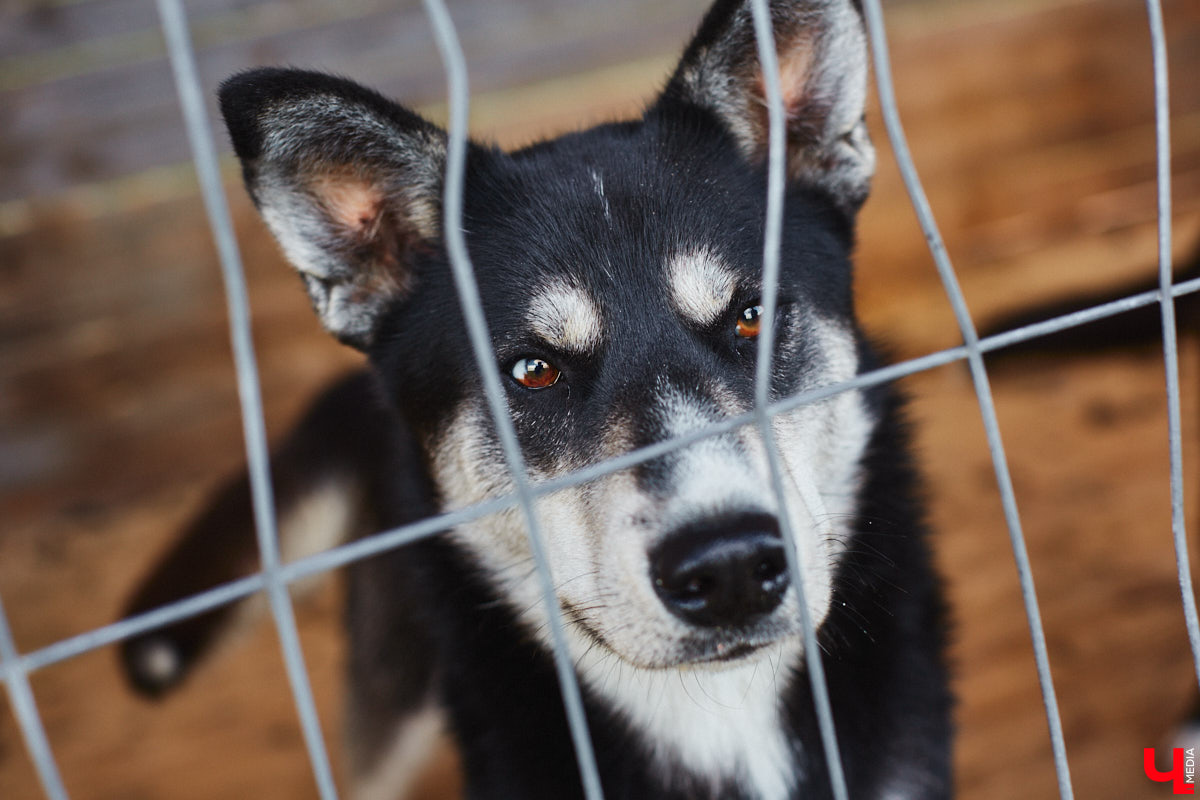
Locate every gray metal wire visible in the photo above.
<box><xmin>154</xmin><ymin>0</ymin><xmax>339</xmax><ymax>797</ymax></box>
<box><xmin>4</xmin><ymin>275</ymin><xmax>1197</xmax><ymax>679</ymax></box>
<box><xmin>861</xmin><ymin>0</ymin><xmax>1076</xmax><ymax>796</ymax></box>
<box><xmin>419</xmin><ymin>1</ymin><xmax>606</xmax><ymax>797</ymax></box>
<box><xmin>0</xmin><ymin>2</ymin><xmax>1192</xmax><ymax>799</ymax></box>
<box><xmin>747</xmin><ymin>1</ymin><xmax>849</xmax><ymax>797</ymax></box>
<box><xmin>1144</xmin><ymin>0</ymin><xmax>1200</xmax><ymax>689</ymax></box>
<box><xmin>0</xmin><ymin>595</ymin><xmax>69</xmax><ymax>800</ymax></box>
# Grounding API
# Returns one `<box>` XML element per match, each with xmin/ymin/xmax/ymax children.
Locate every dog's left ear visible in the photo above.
<box><xmin>219</xmin><ymin>69</ymin><xmax>447</xmax><ymax>350</ymax></box>
<box><xmin>661</xmin><ymin>0</ymin><xmax>875</xmax><ymax>214</ymax></box>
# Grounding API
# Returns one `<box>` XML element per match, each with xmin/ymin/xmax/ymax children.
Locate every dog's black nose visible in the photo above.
<box><xmin>650</xmin><ymin>516</ymin><xmax>789</xmax><ymax>628</ymax></box>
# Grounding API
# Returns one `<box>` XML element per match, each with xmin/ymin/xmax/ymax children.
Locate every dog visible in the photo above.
<box><xmin>120</xmin><ymin>1</ymin><xmax>952</xmax><ymax>797</ymax></box>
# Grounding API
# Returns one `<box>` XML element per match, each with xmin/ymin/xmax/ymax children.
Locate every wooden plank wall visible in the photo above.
<box><xmin>0</xmin><ymin>0</ymin><xmax>708</xmax><ymax>204</ymax></box>
<box><xmin>0</xmin><ymin>0</ymin><xmax>1197</xmax><ymax>797</ymax></box>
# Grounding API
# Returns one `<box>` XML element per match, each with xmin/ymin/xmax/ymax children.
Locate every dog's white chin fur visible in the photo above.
<box><xmin>574</xmin><ymin>629</ymin><xmax>805</xmax><ymax>800</ymax></box>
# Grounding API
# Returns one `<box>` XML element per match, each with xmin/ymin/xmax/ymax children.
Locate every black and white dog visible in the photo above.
<box><xmin>121</xmin><ymin>1</ymin><xmax>952</xmax><ymax>797</ymax></box>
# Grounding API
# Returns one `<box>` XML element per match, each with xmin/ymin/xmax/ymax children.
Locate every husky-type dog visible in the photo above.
<box><xmin>121</xmin><ymin>1</ymin><xmax>952</xmax><ymax>797</ymax></box>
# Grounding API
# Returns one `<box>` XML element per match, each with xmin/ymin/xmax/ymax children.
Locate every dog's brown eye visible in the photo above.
<box><xmin>736</xmin><ymin>305</ymin><xmax>763</xmax><ymax>338</ymax></box>
<box><xmin>511</xmin><ymin>357</ymin><xmax>561</xmax><ymax>389</ymax></box>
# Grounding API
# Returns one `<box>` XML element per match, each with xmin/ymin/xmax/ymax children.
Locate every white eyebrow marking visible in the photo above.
<box><xmin>527</xmin><ymin>280</ymin><xmax>604</xmax><ymax>353</ymax></box>
<box><xmin>668</xmin><ymin>248</ymin><xmax>738</xmax><ymax>326</ymax></box>
<box><xmin>590</xmin><ymin>168</ymin><xmax>612</xmax><ymax>225</ymax></box>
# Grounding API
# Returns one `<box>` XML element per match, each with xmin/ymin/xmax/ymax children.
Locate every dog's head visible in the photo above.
<box><xmin>221</xmin><ymin>0</ymin><xmax>876</xmax><ymax>671</ymax></box>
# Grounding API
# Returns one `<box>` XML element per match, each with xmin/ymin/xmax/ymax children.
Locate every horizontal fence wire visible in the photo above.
<box><xmin>2</xmin><ymin>278</ymin><xmax>1198</xmax><ymax>681</ymax></box>
<box><xmin>0</xmin><ymin>2</ymin><xmax>1193</xmax><ymax>799</ymax></box>
<box><xmin>860</xmin><ymin>0</ymin><xmax>1076</xmax><ymax>797</ymax></box>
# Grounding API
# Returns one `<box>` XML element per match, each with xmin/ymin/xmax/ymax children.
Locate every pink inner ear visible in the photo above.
<box><xmin>313</xmin><ymin>173</ymin><xmax>386</xmax><ymax>237</ymax></box>
<box><xmin>777</xmin><ymin>45</ymin><xmax>814</xmax><ymax>118</ymax></box>
<box><xmin>754</xmin><ymin>36</ymin><xmax>817</xmax><ymax>129</ymax></box>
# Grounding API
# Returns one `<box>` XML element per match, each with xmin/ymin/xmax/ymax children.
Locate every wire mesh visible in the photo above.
<box><xmin>0</xmin><ymin>1</ymin><xmax>1193</xmax><ymax>799</ymax></box>
<box><xmin>861</xmin><ymin>0</ymin><xmax>1076</xmax><ymax>795</ymax></box>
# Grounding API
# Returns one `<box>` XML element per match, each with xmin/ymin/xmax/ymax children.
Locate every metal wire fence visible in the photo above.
<box><xmin>0</xmin><ymin>0</ymin><xmax>1194</xmax><ymax>798</ymax></box>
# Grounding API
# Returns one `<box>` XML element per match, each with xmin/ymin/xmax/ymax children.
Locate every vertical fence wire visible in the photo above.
<box><xmin>418</xmin><ymin>1</ymin><xmax>606</xmax><ymax>797</ymax></box>
<box><xmin>1144</xmin><ymin>0</ymin><xmax>1200</xmax><ymax>690</ymax></box>
<box><xmin>0</xmin><ymin>596</ymin><xmax>70</xmax><ymax>800</ymax></box>
<box><xmin>860</xmin><ymin>0</ymin><xmax>1076</xmax><ymax>797</ymax></box>
<box><xmin>153</xmin><ymin>0</ymin><xmax>339</xmax><ymax>797</ymax></box>
<box><xmin>747</xmin><ymin>1</ymin><xmax>850</xmax><ymax>798</ymax></box>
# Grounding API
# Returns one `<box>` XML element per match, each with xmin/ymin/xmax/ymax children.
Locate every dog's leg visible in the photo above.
<box><xmin>119</xmin><ymin>370</ymin><xmax>395</xmax><ymax>696</ymax></box>
<box><xmin>349</xmin><ymin>704</ymin><xmax>450</xmax><ymax>800</ymax></box>
<box><xmin>343</xmin><ymin>544</ymin><xmax>452</xmax><ymax>800</ymax></box>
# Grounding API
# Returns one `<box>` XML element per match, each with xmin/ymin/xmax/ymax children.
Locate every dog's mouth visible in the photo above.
<box><xmin>693</xmin><ymin>641</ymin><xmax>766</xmax><ymax>664</ymax></box>
<box><xmin>566</xmin><ymin>603</ymin><xmax>794</xmax><ymax>670</ymax></box>
<box><xmin>676</xmin><ymin>625</ymin><xmax>797</xmax><ymax>668</ymax></box>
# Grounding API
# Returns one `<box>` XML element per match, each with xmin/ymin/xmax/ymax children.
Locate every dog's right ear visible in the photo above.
<box><xmin>220</xmin><ymin>69</ymin><xmax>446</xmax><ymax>350</ymax></box>
<box><xmin>660</xmin><ymin>0</ymin><xmax>874</xmax><ymax>215</ymax></box>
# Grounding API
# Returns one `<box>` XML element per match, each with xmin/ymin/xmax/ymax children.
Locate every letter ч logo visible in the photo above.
<box><xmin>1146</xmin><ymin>748</ymin><xmax>1197</xmax><ymax>794</ymax></box>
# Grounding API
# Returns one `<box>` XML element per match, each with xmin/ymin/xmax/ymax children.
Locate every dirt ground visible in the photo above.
<box><xmin>1</xmin><ymin>0</ymin><xmax>1199</xmax><ymax>798</ymax></box>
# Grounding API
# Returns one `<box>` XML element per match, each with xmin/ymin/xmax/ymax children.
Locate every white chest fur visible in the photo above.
<box><xmin>574</xmin><ymin>640</ymin><xmax>802</xmax><ymax>800</ymax></box>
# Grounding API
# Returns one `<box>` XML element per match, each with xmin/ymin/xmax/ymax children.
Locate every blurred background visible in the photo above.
<box><xmin>1</xmin><ymin>0</ymin><xmax>1198</xmax><ymax>797</ymax></box>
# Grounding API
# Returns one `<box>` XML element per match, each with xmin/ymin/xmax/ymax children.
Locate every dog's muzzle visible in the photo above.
<box><xmin>649</xmin><ymin>513</ymin><xmax>789</xmax><ymax>628</ymax></box>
